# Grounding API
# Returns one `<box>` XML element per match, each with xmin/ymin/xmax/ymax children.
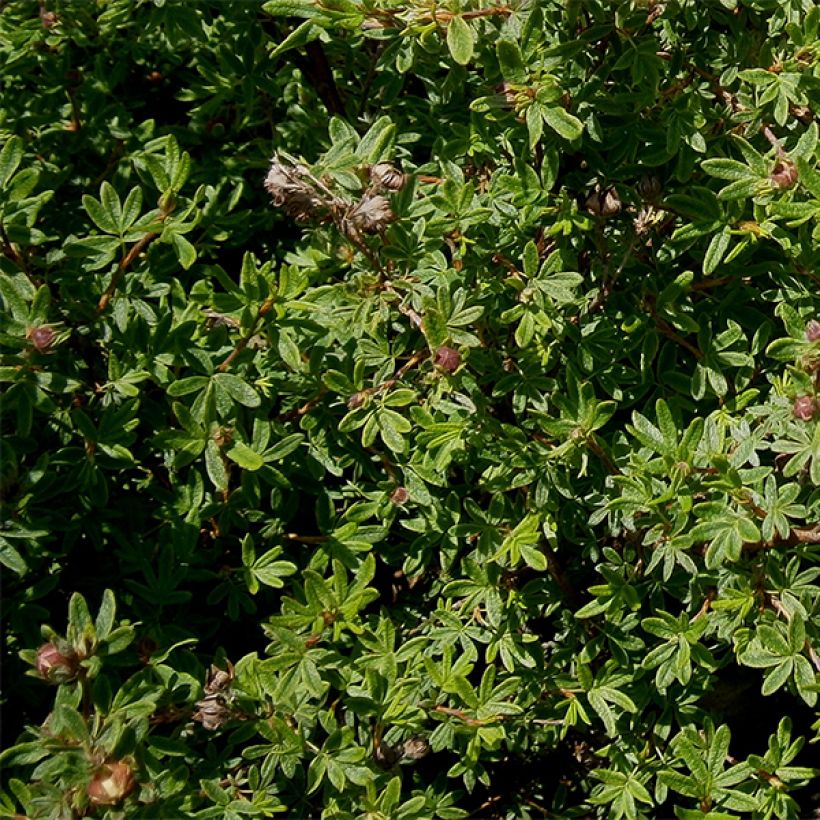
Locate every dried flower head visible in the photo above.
<box><xmin>264</xmin><ymin>157</ymin><xmax>325</xmax><ymax>221</ymax></box>
<box><xmin>369</xmin><ymin>163</ymin><xmax>406</xmax><ymax>192</ymax></box>
<box><xmin>203</xmin><ymin>664</ymin><xmax>234</xmax><ymax>694</ymax></box>
<box><xmin>636</xmin><ymin>174</ymin><xmax>662</xmax><ymax>202</ymax></box>
<box><xmin>586</xmin><ymin>185</ymin><xmax>621</xmax><ymax>217</ymax></box>
<box><xmin>401</xmin><ymin>736</ymin><xmax>431</xmax><ymax>759</ymax></box>
<box><xmin>806</xmin><ymin>320</ymin><xmax>820</xmax><ymax>342</ymax></box>
<box><xmin>793</xmin><ymin>395</ymin><xmax>817</xmax><ymax>421</ymax></box>
<box><xmin>36</xmin><ymin>642</ymin><xmax>79</xmax><ymax>684</ymax></box>
<box><xmin>770</xmin><ymin>159</ymin><xmax>798</xmax><ymax>189</ymax></box>
<box><xmin>347</xmin><ymin>193</ymin><xmax>395</xmax><ymax>234</ymax></box>
<box><xmin>87</xmin><ymin>761</ymin><xmax>135</xmax><ymax>806</ymax></box>
<box><xmin>434</xmin><ymin>346</ymin><xmax>460</xmax><ymax>373</ymax></box>
<box><xmin>192</xmin><ymin>695</ymin><xmax>235</xmax><ymax>730</ymax></box>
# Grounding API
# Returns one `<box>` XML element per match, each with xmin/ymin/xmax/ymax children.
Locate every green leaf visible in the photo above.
<box><xmin>171</xmin><ymin>232</ymin><xmax>197</xmax><ymax>269</ymax></box>
<box><xmin>541</xmin><ymin>106</ymin><xmax>584</xmax><ymax>141</ymax></box>
<box><xmin>703</xmin><ymin>227</ymin><xmax>731</xmax><ymax>275</ymax></box>
<box><xmin>496</xmin><ymin>40</ymin><xmax>526</xmax><ymax>83</ymax></box>
<box><xmin>0</xmin><ymin>135</ymin><xmax>24</xmax><ymax>188</ymax></box>
<box><xmin>447</xmin><ymin>16</ymin><xmax>474</xmax><ymax>65</ymax></box>
<box><xmin>355</xmin><ymin>115</ymin><xmax>396</xmax><ymax>163</ymax></box>
<box><xmin>226</xmin><ymin>441</ymin><xmax>265</xmax><ymax>470</ymax></box>
<box><xmin>214</xmin><ymin>373</ymin><xmax>261</xmax><ymax>407</ymax></box>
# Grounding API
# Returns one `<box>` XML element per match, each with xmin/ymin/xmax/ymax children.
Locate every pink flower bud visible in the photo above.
<box><xmin>36</xmin><ymin>642</ymin><xmax>78</xmax><ymax>683</ymax></box>
<box><xmin>770</xmin><ymin>159</ymin><xmax>798</xmax><ymax>189</ymax></box>
<box><xmin>390</xmin><ymin>487</ymin><xmax>409</xmax><ymax>505</ymax></box>
<box><xmin>793</xmin><ymin>396</ymin><xmax>817</xmax><ymax>421</ymax></box>
<box><xmin>27</xmin><ymin>325</ymin><xmax>56</xmax><ymax>353</ymax></box>
<box><xmin>434</xmin><ymin>346</ymin><xmax>460</xmax><ymax>373</ymax></box>
<box><xmin>87</xmin><ymin>761</ymin><xmax>136</xmax><ymax>806</ymax></box>
<box><xmin>806</xmin><ymin>320</ymin><xmax>820</xmax><ymax>342</ymax></box>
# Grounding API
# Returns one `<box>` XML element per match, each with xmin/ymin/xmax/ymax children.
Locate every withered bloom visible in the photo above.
<box><xmin>87</xmin><ymin>761</ymin><xmax>135</xmax><ymax>806</ymax></box>
<box><xmin>347</xmin><ymin>193</ymin><xmax>395</xmax><ymax>234</ymax></box>
<box><xmin>369</xmin><ymin>163</ymin><xmax>406</xmax><ymax>192</ymax></box>
<box><xmin>401</xmin><ymin>736</ymin><xmax>430</xmax><ymax>759</ymax></box>
<box><xmin>636</xmin><ymin>174</ymin><xmax>662</xmax><ymax>202</ymax></box>
<box><xmin>586</xmin><ymin>185</ymin><xmax>622</xmax><ymax>217</ymax></box>
<box><xmin>264</xmin><ymin>157</ymin><xmax>326</xmax><ymax>221</ymax></box>
<box><xmin>192</xmin><ymin>696</ymin><xmax>235</xmax><ymax>730</ymax></box>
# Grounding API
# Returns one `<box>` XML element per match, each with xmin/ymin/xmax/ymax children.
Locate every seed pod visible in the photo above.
<box><xmin>369</xmin><ymin>163</ymin><xmax>406</xmax><ymax>192</ymax></box>
<box><xmin>35</xmin><ymin>642</ymin><xmax>79</xmax><ymax>684</ymax></box>
<box><xmin>87</xmin><ymin>761</ymin><xmax>135</xmax><ymax>806</ymax></box>
<box><xmin>434</xmin><ymin>346</ymin><xmax>460</xmax><ymax>373</ymax></box>
<box><xmin>805</xmin><ymin>320</ymin><xmax>820</xmax><ymax>342</ymax></box>
<box><xmin>793</xmin><ymin>395</ymin><xmax>817</xmax><ymax>421</ymax></box>
<box><xmin>770</xmin><ymin>159</ymin><xmax>798</xmax><ymax>189</ymax></box>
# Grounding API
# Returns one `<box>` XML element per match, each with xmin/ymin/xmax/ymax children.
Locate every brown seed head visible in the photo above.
<box><xmin>793</xmin><ymin>395</ymin><xmax>817</xmax><ymax>421</ymax></box>
<box><xmin>87</xmin><ymin>761</ymin><xmax>135</xmax><ymax>806</ymax></box>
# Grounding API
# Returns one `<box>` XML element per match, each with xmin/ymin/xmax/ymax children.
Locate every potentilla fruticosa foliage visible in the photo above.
<box><xmin>1</xmin><ymin>0</ymin><xmax>820</xmax><ymax>817</ymax></box>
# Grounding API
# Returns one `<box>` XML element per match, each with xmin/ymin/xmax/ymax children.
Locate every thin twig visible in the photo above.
<box><xmin>217</xmin><ymin>298</ymin><xmax>274</xmax><ymax>372</ymax></box>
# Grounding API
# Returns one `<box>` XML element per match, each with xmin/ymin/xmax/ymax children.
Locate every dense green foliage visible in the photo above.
<box><xmin>2</xmin><ymin>0</ymin><xmax>820</xmax><ymax>816</ymax></box>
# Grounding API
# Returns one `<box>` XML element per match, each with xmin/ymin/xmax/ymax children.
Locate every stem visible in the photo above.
<box><xmin>217</xmin><ymin>298</ymin><xmax>274</xmax><ymax>372</ymax></box>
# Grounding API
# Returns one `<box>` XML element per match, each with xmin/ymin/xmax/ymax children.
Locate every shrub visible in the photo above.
<box><xmin>1</xmin><ymin>0</ymin><xmax>819</xmax><ymax>817</ymax></box>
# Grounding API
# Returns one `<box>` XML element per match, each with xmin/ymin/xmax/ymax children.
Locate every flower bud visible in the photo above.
<box><xmin>87</xmin><ymin>761</ymin><xmax>135</xmax><ymax>806</ymax></box>
<box><xmin>770</xmin><ymin>159</ymin><xmax>798</xmax><ymax>189</ymax></box>
<box><xmin>793</xmin><ymin>395</ymin><xmax>817</xmax><ymax>421</ymax></box>
<box><xmin>27</xmin><ymin>325</ymin><xmax>56</xmax><ymax>353</ymax></box>
<box><xmin>36</xmin><ymin>642</ymin><xmax>79</xmax><ymax>684</ymax></box>
<box><xmin>806</xmin><ymin>320</ymin><xmax>820</xmax><ymax>342</ymax></box>
<box><xmin>390</xmin><ymin>487</ymin><xmax>409</xmax><ymax>505</ymax></box>
<box><xmin>434</xmin><ymin>346</ymin><xmax>460</xmax><ymax>373</ymax></box>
